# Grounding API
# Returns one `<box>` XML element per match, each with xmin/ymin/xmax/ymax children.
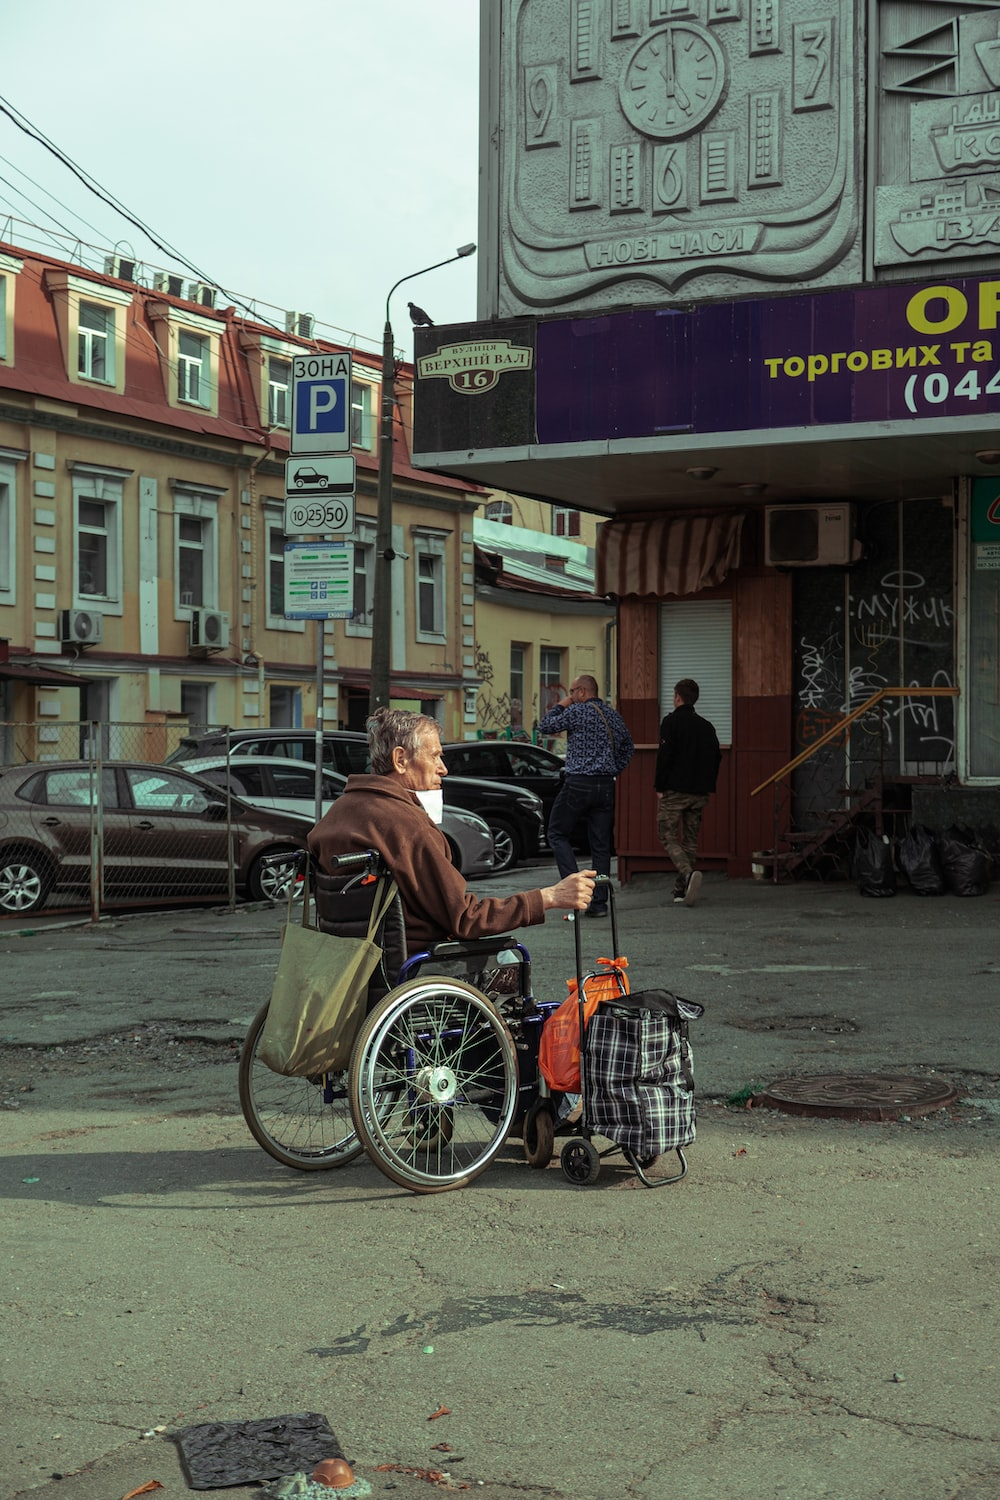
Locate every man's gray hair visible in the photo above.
<box><xmin>367</xmin><ymin>707</ymin><xmax>440</xmax><ymax>774</ymax></box>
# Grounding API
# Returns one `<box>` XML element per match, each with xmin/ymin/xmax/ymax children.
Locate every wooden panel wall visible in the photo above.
<box><xmin>614</xmin><ymin>571</ymin><xmax>794</xmax><ymax>883</ymax></box>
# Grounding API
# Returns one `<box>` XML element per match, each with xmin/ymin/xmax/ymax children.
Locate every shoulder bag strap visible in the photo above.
<box><xmin>593</xmin><ymin>702</ymin><xmax>618</xmax><ymax>757</ymax></box>
<box><xmin>365</xmin><ymin>877</ymin><xmax>401</xmax><ymax>942</ymax></box>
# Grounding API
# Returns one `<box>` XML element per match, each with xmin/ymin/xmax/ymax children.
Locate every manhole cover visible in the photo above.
<box><xmin>753</xmin><ymin>1073</ymin><xmax>957</xmax><ymax>1121</ymax></box>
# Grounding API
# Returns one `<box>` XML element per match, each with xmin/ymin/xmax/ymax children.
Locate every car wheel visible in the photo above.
<box><xmin>486</xmin><ymin>817</ymin><xmax>520</xmax><ymax>874</ymax></box>
<box><xmin>443</xmin><ymin>836</ymin><xmax>463</xmax><ymax>874</ymax></box>
<box><xmin>247</xmin><ymin>847</ymin><xmax>302</xmax><ymax>903</ymax></box>
<box><xmin>0</xmin><ymin>849</ymin><xmax>54</xmax><ymax>916</ymax></box>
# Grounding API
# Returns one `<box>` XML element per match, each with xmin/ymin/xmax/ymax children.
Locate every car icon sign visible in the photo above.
<box><xmin>293</xmin><ymin>466</ymin><xmax>328</xmax><ymax>488</ymax></box>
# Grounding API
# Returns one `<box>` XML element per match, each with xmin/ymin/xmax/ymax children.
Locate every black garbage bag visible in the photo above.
<box><xmin>173</xmin><ymin>1412</ymin><xmax>343</xmax><ymax>1489</ymax></box>
<box><xmin>897</xmin><ymin>822</ymin><xmax>945</xmax><ymax>895</ymax></box>
<box><xmin>974</xmin><ymin>823</ymin><xmax>1000</xmax><ymax>873</ymax></box>
<box><xmin>938</xmin><ymin>824</ymin><xmax>990</xmax><ymax>897</ymax></box>
<box><xmin>854</xmin><ymin>826</ymin><xmax>896</xmax><ymax>897</ymax></box>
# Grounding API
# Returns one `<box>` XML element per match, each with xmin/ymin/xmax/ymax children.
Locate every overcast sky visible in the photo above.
<box><xmin>0</xmin><ymin>0</ymin><xmax>481</xmax><ymax>358</ymax></box>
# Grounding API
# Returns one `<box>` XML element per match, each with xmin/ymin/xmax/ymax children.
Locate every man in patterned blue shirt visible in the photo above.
<box><xmin>538</xmin><ymin>674</ymin><xmax>634</xmax><ymax>918</ymax></box>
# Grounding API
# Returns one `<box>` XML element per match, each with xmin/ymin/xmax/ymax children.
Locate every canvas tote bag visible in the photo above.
<box><xmin>258</xmin><ymin>871</ymin><xmax>399</xmax><ymax>1077</ymax></box>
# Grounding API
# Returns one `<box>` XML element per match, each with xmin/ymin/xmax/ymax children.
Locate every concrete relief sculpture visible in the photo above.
<box><xmin>875</xmin><ymin>0</ymin><xmax>1000</xmax><ymax>272</ymax></box>
<box><xmin>493</xmin><ymin>0</ymin><xmax>860</xmax><ymax>313</ymax></box>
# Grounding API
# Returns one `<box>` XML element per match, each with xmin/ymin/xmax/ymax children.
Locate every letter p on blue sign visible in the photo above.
<box><xmin>290</xmin><ymin>352</ymin><xmax>352</xmax><ymax>453</ymax></box>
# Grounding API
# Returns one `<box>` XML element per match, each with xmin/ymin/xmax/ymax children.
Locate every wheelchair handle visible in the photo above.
<box><xmin>327</xmin><ymin>848</ymin><xmax>386</xmax><ymax>875</ymax></box>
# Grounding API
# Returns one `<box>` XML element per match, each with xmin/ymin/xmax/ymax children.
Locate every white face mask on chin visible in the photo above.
<box><xmin>413</xmin><ymin>788</ymin><xmax>444</xmax><ymax>824</ymax></box>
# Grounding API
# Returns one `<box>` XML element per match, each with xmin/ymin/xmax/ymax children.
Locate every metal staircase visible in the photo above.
<box><xmin>751</xmin><ymin>687</ymin><xmax>958</xmax><ymax>883</ymax></box>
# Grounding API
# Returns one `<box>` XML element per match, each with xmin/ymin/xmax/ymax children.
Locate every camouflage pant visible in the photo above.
<box><xmin>656</xmin><ymin>791</ymin><xmax>709</xmax><ymax>885</ymax></box>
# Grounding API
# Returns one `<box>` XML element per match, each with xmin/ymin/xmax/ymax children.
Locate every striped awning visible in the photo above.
<box><xmin>596</xmin><ymin>513</ymin><xmax>745</xmax><ymax>599</ymax></box>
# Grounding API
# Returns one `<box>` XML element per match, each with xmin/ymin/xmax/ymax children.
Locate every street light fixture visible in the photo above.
<box><xmin>368</xmin><ymin>243</ymin><xmax>477</xmax><ymax>717</ymax></box>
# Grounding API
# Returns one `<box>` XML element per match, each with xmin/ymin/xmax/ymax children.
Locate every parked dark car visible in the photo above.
<box><xmin>167</xmin><ymin>728</ymin><xmax>543</xmax><ymax>873</ymax></box>
<box><xmin>184</xmin><ymin>755</ymin><xmax>496</xmax><ymax>878</ymax></box>
<box><xmin>0</xmin><ymin>761</ymin><xmax>307</xmax><ymax>916</ymax></box>
<box><xmin>439</xmin><ymin>741</ymin><xmax>565</xmax><ymax>825</ymax></box>
<box><xmin>166</xmin><ymin>727</ymin><xmax>371</xmax><ymax>777</ymax></box>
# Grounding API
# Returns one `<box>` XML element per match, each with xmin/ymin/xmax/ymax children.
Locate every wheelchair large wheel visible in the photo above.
<box><xmin>348</xmin><ymin>976</ymin><xmax>518</xmax><ymax>1194</ymax></box>
<box><xmin>239</xmin><ymin>1002</ymin><xmax>364</xmax><ymax>1171</ymax></box>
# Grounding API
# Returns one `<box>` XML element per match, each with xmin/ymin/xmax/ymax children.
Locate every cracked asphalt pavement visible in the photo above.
<box><xmin>1</xmin><ymin>869</ymin><xmax>998</xmax><ymax>1500</ymax></box>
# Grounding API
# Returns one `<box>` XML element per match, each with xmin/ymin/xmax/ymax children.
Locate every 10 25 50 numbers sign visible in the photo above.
<box><xmin>284</xmin><ymin>496</ymin><xmax>354</xmax><ymax>534</ymax></box>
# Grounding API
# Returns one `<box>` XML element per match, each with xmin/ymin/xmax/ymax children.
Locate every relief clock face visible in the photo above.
<box><xmin>619</xmin><ymin>24</ymin><xmax>727</xmax><ymax>139</ymax></box>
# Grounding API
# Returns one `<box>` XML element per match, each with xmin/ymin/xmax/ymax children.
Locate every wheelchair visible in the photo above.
<box><xmin>239</xmin><ymin>849</ymin><xmax>564</xmax><ymax>1194</ymax></box>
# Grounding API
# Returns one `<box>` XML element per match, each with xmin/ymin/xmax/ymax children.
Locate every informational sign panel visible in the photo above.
<box><xmin>290</xmin><ymin>352</ymin><xmax>352</xmax><ymax>454</ymax></box>
<box><xmin>283</xmin><ymin>541</ymin><xmax>355</xmax><ymax>619</ymax></box>
<box><xmin>284</xmin><ymin>454</ymin><xmax>356</xmax><ymax>534</ymax></box>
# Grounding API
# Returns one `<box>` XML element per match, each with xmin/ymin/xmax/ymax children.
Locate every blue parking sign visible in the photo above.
<box><xmin>290</xmin><ymin>352</ymin><xmax>352</xmax><ymax>453</ymax></box>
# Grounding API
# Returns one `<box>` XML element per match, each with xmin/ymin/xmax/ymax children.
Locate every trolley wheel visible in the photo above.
<box><xmin>238</xmin><ymin>1002</ymin><xmax>364</xmax><ymax>1171</ymax></box>
<box><xmin>348</xmin><ymin>976</ymin><xmax>518</xmax><ymax>1194</ymax></box>
<box><xmin>560</xmin><ymin>1137</ymin><xmax>601</xmax><ymax>1185</ymax></box>
<box><xmin>522</xmin><ymin>1101</ymin><xmax>555</xmax><ymax>1169</ymax></box>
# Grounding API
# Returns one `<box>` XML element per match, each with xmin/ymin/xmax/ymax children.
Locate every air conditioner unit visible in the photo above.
<box><xmin>103</xmin><ymin>255</ymin><xmax>136</xmax><ymax>282</ymax></box>
<box><xmin>284</xmin><ymin>310</ymin><xmax>315</xmax><ymax>339</ymax></box>
<box><xmin>61</xmin><ymin>608</ymin><xmax>103</xmax><ymax>645</ymax></box>
<box><xmin>764</xmin><ymin>504</ymin><xmax>862</xmax><ymax>567</ymax></box>
<box><xmin>189</xmin><ymin>609</ymin><xmax>230</xmax><ymax>654</ymax></box>
<box><xmin>153</xmin><ymin>272</ymin><xmax>186</xmax><ymax>298</ymax></box>
<box><xmin>187</xmin><ymin>282</ymin><xmax>218</xmax><ymax>308</ymax></box>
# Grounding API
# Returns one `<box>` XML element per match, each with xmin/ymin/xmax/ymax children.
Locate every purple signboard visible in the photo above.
<box><xmin>536</xmin><ymin>276</ymin><xmax>1000</xmax><ymax>444</ymax></box>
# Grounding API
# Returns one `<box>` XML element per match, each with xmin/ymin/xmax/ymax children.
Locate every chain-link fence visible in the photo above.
<box><xmin>0</xmin><ymin>718</ymin><xmax>213</xmax><ymax>767</ymax></box>
<box><xmin>0</xmin><ymin>724</ymin><xmax>304</xmax><ymax>921</ymax></box>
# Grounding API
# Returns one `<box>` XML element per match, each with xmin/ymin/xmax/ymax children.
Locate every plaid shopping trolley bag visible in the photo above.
<box><xmin>584</xmin><ymin>989</ymin><xmax>705</xmax><ymax>1160</ymax></box>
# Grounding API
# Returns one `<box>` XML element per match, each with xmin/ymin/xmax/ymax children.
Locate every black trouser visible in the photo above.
<box><xmin>546</xmin><ymin>775</ymin><xmax>615</xmax><ymax>901</ymax></box>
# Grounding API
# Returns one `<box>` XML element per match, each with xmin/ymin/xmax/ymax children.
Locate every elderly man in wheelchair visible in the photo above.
<box><xmin>239</xmin><ymin>709</ymin><xmax>596</xmax><ymax>1194</ymax></box>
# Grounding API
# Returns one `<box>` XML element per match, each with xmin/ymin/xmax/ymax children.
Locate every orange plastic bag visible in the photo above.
<box><xmin>538</xmin><ymin>957</ymin><xmax>629</xmax><ymax>1092</ymax></box>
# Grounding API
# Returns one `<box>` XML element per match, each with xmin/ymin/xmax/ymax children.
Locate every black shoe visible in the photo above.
<box><xmin>584</xmin><ymin>904</ymin><xmax>608</xmax><ymax>918</ymax></box>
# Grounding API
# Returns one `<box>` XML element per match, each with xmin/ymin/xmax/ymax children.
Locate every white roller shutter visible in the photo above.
<box><xmin>659</xmin><ymin>600</ymin><xmax>732</xmax><ymax>746</ymax></box>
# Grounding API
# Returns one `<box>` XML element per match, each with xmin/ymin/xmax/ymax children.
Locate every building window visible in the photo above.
<box><xmin>78</xmin><ymin>301</ymin><xmax>114</xmax><ymax>383</ymax></box>
<box><xmin>178</xmin><ymin>330</ymin><xmax>209</xmax><ymax>406</ymax></box>
<box><xmin>0</xmin><ymin>461</ymin><xmax>16</xmax><ymax>597</ymax></box>
<box><xmin>0</xmin><ymin>275</ymin><xmax>7</xmax><ymax>362</ymax></box>
<box><xmin>173</xmin><ymin>490</ymin><xmax>220</xmax><ymax>613</ymax></box>
<box><xmin>414</xmin><ymin>530</ymin><xmax>447</xmax><ymax>640</ymax></box>
<box><xmin>552</xmin><ymin>506</ymin><xmax>581</xmax><ymax>538</ymax></box>
<box><xmin>540</xmin><ymin>647</ymin><xmax>563</xmax><ymax>714</ymax></box>
<box><xmin>268</xmin><ymin>357</ymin><xmax>290</xmax><ymax>427</ymax></box>
<box><xmin>268</xmin><ymin>520</ymin><xmax>286</xmax><ymax>618</ymax></box>
<box><xmin>181</xmin><ymin>681</ymin><xmax>215</xmax><ymax>733</ymax></box>
<box><xmin>510</xmin><ymin>643</ymin><xmax>526</xmax><ymax>729</ymax></box>
<box><xmin>351</xmin><ymin>381</ymin><xmax>373</xmax><ymax>448</ymax></box>
<box><xmin>70</xmin><ymin>465</ymin><xmax>127</xmax><ymax>609</ymax></box>
<box><xmin>485</xmin><ymin>499</ymin><xmax>513</xmax><ymax>524</ymax></box>
<box><xmin>178</xmin><ymin>516</ymin><xmax>210</xmax><ymax>606</ymax></box>
<box><xmin>271</xmin><ymin>685</ymin><xmax>302</xmax><ymax>726</ymax></box>
<box><xmin>346</xmin><ymin>520</ymin><xmax>375</xmax><ymax>635</ymax></box>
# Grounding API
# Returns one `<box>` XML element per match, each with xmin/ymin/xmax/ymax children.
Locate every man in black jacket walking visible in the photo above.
<box><xmin>654</xmin><ymin>678</ymin><xmax>721</xmax><ymax>906</ymax></box>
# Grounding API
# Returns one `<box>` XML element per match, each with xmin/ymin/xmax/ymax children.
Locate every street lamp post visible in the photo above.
<box><xmin>368</xmin><ymin>243</ymin><xmax>477</xmax><ymax>717</ymax></box>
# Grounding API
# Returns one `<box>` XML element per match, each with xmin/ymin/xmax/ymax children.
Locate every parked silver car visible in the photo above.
<box><xmin>182</xmin><ymin>755</ymin><xmax>496</xmax><ymax>878</ymax></box>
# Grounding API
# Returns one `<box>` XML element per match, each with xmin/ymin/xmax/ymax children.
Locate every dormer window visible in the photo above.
<box><xmin>148</xmin><ymin>302</ymin><xmax>221</xmax><ymax>415</ymax></box>
<box><xmin>78</xmin><ymin>301</ymin><xmax>113</xmax><ymax>383</ymax></box>
<box><xmin>178</xmin><ymin>331</ymin><xmax>209</xmax><ymax>406</ymax></box>
<box><xmin>44</xmin><ymin>269</ymin><xmax>130</xmax><ymax>393</ymax></box>
<box><xmin>268</xmin><ymin>357</ymin><xmax>291</xmax><ymax>427</ymax></box>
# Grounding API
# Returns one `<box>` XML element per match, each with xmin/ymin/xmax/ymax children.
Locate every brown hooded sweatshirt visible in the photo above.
<box><xmin>307</xmin><ymin>774</ymin><xmax>544</xmax><ymax>955</ymax></box>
